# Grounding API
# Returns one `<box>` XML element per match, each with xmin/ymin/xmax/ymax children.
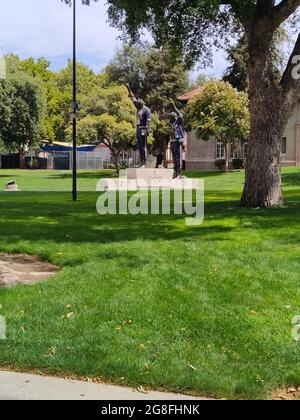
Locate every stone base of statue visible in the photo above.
<box><xmin>127</xmin><ymin>168</ymin><xmax>174</xmax><ymax>184</ymax></box>
<box><xmin>99</xmin><ymin>169</ymin><xmax>198</xmax><ymax>191</ymax></box>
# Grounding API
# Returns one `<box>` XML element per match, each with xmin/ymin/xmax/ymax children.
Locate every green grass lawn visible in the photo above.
<box><xmin>0</xmin><ymin>168</ymin><xmax>300</xmax><ymax>399</ymax></box>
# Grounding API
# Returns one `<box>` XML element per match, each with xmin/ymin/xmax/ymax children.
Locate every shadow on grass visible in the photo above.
<box><xmin>186</xmin><ymin>169</ymin><xmax>244</xmax><ymax>178</ymax></box>
<box><xmin>45</xmin><ymin>171</ymin><xmax>116</xmax><ymax>180</ymax></box>
<box><xmin>185</xmin><ymin>170</ymin><xmax>229</xmax><ymax>178</ymax></box>
<box><xmin>0</xmin><ymin>190</ymin><xmax>300</xmax><ymax>251</ymax></box>
<box><xmin>282</xmin><ymin>171</ymin><xmax>300</xmax><ymax>187</ymax></box>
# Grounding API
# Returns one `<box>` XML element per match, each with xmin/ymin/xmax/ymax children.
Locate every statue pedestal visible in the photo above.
<box><xmin>99</xmin><ymin>169</ymin><xmax>199</xmax><ymax>191</ymax></box>
<box><xmin>126</xmin><ymin>168</ymin><xmax>174</xmax><ymax>185</ymax></box>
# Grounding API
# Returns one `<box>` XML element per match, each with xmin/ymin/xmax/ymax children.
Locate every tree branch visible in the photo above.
<box><xmin>280</xmin><ymin>32</ymin><xmax>300</xmax><ymax>110</ymax></box>
<box><xmin>101</xmin><ymin>137</ymin><xmax>112</xmax><ymax>149</ymax></box>
<box><xmin>257</xmin><ymin>0</ymin><xmax>276</xmax><ymax>13</ymax></box>
<box><xmin>272</xmin><ymin>0</ymin><xmax>300</xmax><ymax>26</ymax></box>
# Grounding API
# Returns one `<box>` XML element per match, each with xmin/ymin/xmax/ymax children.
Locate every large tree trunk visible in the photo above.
<box><xmin>241</xmin><ymin>122</ymin><xmax>284</xmax><ymax>208</ymax></box>
<box><xmin>241</xmin><ymin>23</ymin><xmax>286</xmax><ymax>208</ymax></box>
<box><xmin>241</xmin><ymin>71</ymin><xmax>286</xmax><ymax>207</ymax></box>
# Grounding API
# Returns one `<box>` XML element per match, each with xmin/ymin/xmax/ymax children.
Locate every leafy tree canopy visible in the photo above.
<box><xmin>186</xmin><ymin>80</ymin><xmax>250</xmax><ymax>172</ymax></box>
<box><xmin>0</xmin><ymin>74</ymin><xmax>45</xmax><ymax>158</ymax></box>
<box><xmin>106</xmin><ymin>1</ymin><xmax>300</xmax><ymax>66</ymax></box>
<box><xmin>66</xmin><ymin>85</ymin><xmax>137</xmax><ymax>173</ymax></box>
<box><xmin>186</xmin><ymin>81</ymin><xmax>249</xmax><ymax>142</ymax></box>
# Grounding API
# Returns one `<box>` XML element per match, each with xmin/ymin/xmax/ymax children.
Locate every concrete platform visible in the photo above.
<box><xmin>0</xmin><ymin>371</ymin><xmax>205</xmax><ymax>401</ymax></box>
<box><xmin>98</xmin><ymin>169</ymin><xmax>200</xmax><ymax>191</ymax></box>
<box><xmin>97</xmin><ymin>178</ymin><xmax>200</xmax><ymax>191</ymax></box>
<box><xmin>127</xmin><ymin>168</ymin><xmax>174</xmax><ymax>182</ymax></box>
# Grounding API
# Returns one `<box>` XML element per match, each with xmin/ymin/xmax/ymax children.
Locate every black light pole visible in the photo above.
<box><xmin>72</xmin><ymin>0</ymin><xmax>77</xmax><ymax>202</ymax></box>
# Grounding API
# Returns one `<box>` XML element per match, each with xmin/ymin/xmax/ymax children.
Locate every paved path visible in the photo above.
<box><xmin>0</xmin><ymin>371</ymin><xmax>204</xmax><ymax>400</ymax></box>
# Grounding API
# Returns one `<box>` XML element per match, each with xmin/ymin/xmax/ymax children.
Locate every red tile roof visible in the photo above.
<box><xmin>177</xmin><ymin>87</ymin><xmax>204</xmax><ymax>103</ymax></box>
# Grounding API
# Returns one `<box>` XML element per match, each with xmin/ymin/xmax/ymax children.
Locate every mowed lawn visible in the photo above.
<box><xmin>0</xmin><ymin>168</ymin><xmax>300</xmax><ymax>399</ymax></box>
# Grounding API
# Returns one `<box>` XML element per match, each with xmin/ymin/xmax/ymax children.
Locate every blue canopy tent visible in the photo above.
<box><xmin>40</xmin><ymin>144</ymin><xmax>97</xmax><ymax>153</ymax></box>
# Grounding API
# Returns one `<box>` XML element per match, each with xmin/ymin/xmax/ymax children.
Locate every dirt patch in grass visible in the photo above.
<box><xmin>273</xmin><ymin>387</ymin><xmax>300</xmax><ymax>400</ymax></box>
<box><xmin>0</xmin><ymin>253</ymin><xmax>59</xmax><ymax>287</ymax></box>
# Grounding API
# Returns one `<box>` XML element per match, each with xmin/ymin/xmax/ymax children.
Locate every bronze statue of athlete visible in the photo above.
<box><xmin>126</xmin><ymin>84</ymin><xmax>152</xmax><ymax>167</ymax></box>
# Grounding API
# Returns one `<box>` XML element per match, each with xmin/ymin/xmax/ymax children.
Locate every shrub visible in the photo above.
<box><xmin>232</xmin><ymin>158</ymin><xmax>244</xmax><ymax>170</ymax></box>
<box><xmin>105</xmin><ymin>163</ymin><xmax>116</xmax><ymax>170</ymax></box>
<box><xmin>215</xmin><ymin>159</ymin><xmax>226</xmax><ymax>170</ymax></box>
<box><xmin>28</xmin><ymin>158</ymin><xmax>40</xmax><ymax>170</ymax></box>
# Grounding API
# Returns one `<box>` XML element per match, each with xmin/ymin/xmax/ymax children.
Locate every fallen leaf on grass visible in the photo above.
<box><xmin>123</xmin><ymin>320</ymin><xmax>133</xmax><ymax>325</ymax></box>
<box><xmin>43</xmin><ymin>346</ymin><xmax>56</xmax><ymax>358</ymax></box>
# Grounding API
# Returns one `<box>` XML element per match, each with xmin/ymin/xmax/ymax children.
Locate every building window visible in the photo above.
<box><xmin>216</xmin><ymin>141</ymin><xmax>225</xmax><ymax>159</ymax></box>
<box><xmin>230</xmin><ymin>147</ymin><xmax>239</xmax><ymax>160</ymax></box>
<box><xmin>281</xmin><ymin>137</ymin><xmax>287</xmax><ymax>154</ymax></box>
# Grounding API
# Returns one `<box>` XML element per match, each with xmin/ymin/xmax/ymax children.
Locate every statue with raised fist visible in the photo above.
<box><xmin>168</xmin><ymin>102</ymin><xmax>185</xmax><ymax>178</ymax></box>
<box><xmin>126</xmin><ymin>84</ymin><xmax>152</xmax><ymax>167</ymax></box>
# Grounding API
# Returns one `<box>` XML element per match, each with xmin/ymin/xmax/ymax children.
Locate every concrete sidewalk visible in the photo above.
<box><xmin>0</xmin><ymin>371</ymin><xmax>204</xmax><ymax>401</ymax></box>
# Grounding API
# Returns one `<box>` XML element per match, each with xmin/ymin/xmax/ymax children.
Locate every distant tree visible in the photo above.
<box><xmin>189</xmin><ymin>73</ymin><xmax>215</xmax><ymax>90</ymax></box>
<box><xmin>105</xmin><ymin>44</ymin><xmax>149</xmax><ymax>97</ymax></box>
<box><xmin>54</xmin><ymin>61</ymin><xmax>104</xmax><ymax>141</ymax></box>
<box><xmin>5</xmin><ymin>54</ymin><xmax>60</xmax><ymax>142</ymax></box>
<box><xmin>0</xmin><ymin>75</ymin><xmax>45</xmax><ymax>167</ymax></box>
<box><xmin>0</xmin><ymin>80</ymin><xmax>13</xmax><ymax>151</ymax></box>
<box><xmin>0</xmin><ymin>138</ymin><xmax>6</xmax><ymax>154</ymax></box>
<box><xmin>19</xmin><ymin>57</ymin><xmax>52</xmax><ymax>81</ymax></box>
<box><xmin>56</xmin><ymin>61</ymin><xmax>100</xmax><ymax>97</ymax></box>
<box><xmin>186</xmin><ymin>81</ymin><xmax>250</xmax><ymax>172</ymax></box>
<box><xmin>145</xmin><ymin>48</ymin><xmax>189</xmax><ymax>162</ymax></box>
<box><xmin>67</xmin><ymin>85</ymin><xmax>136</xmax><ymax>175</ymax></box>
<box><xmin>223</xmin><ymin>37</ymin><xmax>249</xmax><ymax>91</ymax></box>
<box><xmin>71</xmin><ymin>115</ymin><xmax>99</xmax><ymax>145</ymax></box>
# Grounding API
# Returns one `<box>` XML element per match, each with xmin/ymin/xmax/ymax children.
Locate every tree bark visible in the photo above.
<box><xmin>241</xmin><ymin>60</ymin><xmax>285</xmax><ymax>207</ymax></box>
<box><xmin>241</xmin><ymin>124</ymin><xmax>284</xmax><ymax>208</ymax></box>
<box><xmin>112</xmin><ymin>151</ymin><xmax>120</xmax><ymax>176</ymax></box>
<box><xmin>163</xmin><ymin>140</ymin><xmax>168</xmax><ymax>168</ymax></box>
<box><xmin>19</xmin><ymin>147</ymin><xmax>26</xmax><ymax>169</ymax></box>
<box><xmin>240</xmin><ymin>13</ymin><xmax>288</xmax><ymax>208</ymax></box>
<box><xmin>224</xmin><ymin>142</ymin><xmax>229</xmax><ymax>173</ymax></box>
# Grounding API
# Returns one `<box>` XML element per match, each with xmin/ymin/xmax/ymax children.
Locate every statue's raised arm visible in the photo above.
<box><xmin>126</xmin><ymin>84</ymin><xmax>138</xmax><ymax>108</ymax></box>
<box><xmin>169</xmin><ymin>101</ymin><xmax>183</xmax><ymax>121</ymax></box>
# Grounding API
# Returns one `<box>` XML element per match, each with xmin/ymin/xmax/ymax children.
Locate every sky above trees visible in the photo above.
<box><xmin>0</xmin><ymin>0</ymin><xmax>228</xmax><ymax>76</ymax></box>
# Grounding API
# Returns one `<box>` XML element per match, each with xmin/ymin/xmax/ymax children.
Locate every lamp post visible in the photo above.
<box><xmin>72</xmin><ymin>0</ymin><xmax>77</xmax><ymax>202</ymax></box>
